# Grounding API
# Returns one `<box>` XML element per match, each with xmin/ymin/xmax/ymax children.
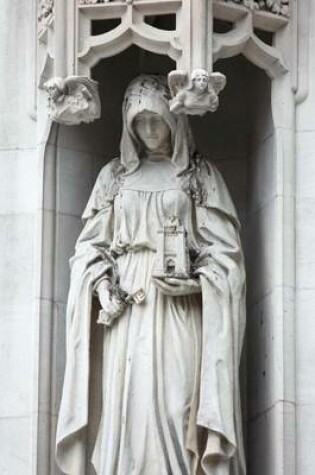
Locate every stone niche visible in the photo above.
<box><xmin>47</xmin><ymin>42</ymin><xmax>273</xmax><ymax>474</ymax></box>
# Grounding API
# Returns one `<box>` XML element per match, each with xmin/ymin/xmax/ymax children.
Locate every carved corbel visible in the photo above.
<box><xmin>213</xmin><ymin>12</ymin><xmax>288</xmax><ymax>78</ymax></box>
<box><xmin>168</xmin><ymin>69</ymin><xmax>226</xmax><ymax>116</ymax></box>
<box><xmin>44</xmin><ymin>76</ymin><xmax>101</xmax><ymax>125</ymax></box>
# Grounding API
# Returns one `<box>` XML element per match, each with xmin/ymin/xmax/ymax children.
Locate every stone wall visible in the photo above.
<box><xmin>2</xmin><ymin>1</ymin><xmax>315</xmax><ymax>472</ymax></box>
<box><xmin>246</xmin><ymin>65</ymin><xmax>277</xmax><ymax>475</ymax></box>
<box><xmin>0</xmin><ymin>0</ymin><xmax>38</xmax><ymax>473</ymax></box>
<box><xmin>296</xmin><ymin>3</ymin><xmax>315</xmax><ymax>473</ymax></box>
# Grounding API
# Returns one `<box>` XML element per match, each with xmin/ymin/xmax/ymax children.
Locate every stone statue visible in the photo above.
<box><xmin>44</xmin><ymin>76</ymin><xmax>101</xmax><ymax>125</ymax></box>
<box><xmin>168</xmin><ymin>69</ymin><xmax>226</xmax><ymax>116</ymax></box>
<box><xmin>56</xmin><ymin>75</ymin><xmax>246</xmax><ymax>475</ymax></box>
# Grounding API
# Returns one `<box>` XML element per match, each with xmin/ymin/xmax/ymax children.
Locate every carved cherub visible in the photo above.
<box><xmin>44</xmin><ymin>76</ymin><xmax>101</xmax><ymax>125</ymax></box>
<box><xmin>168</xmin><ymin>69</ymin><xmax>226</xmax><ymax>116</ymax></box>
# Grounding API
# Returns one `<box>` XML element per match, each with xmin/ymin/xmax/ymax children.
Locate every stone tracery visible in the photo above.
<box><xmin>77</xmin><ymin>0</ymin><xmax>290</xmax><ymax>17</ymax></box>
<box><xmin>78</xmin><ymin>0</ymin><xmax>132</xmax><ymax>4</ymax></box>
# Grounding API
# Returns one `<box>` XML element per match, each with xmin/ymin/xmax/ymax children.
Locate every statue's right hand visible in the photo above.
<box><xmin>96</xmin><ymin>280</ymin><xmax>125</xmax><ymax>318</ymax></box>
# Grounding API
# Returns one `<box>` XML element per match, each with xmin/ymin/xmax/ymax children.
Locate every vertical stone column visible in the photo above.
<box><xmin>54</xmin><ymin>0</ymin><xmax>67</xmax><ymax>77</ymax></box>
<box><xmin>0</xmin><ymin>0</ymin><xmax>38</xmax><ymax>473</ymax></box>
<box><xmin>246</xmin><ymin>15</ymin><xmax>297</xmax><ymax>475</ymax></box>
<box><xmin>295</xmin><ymin>2</ymin><xmax>315</xmax><ymax>474</ymax></box>
<box><xmin>191</xmin><ymin>0</ymin><xmax>208</xmax><ymax>70</ymax></box>
<box><xmin>35</xmin><ymin>3</ymin><xmax>68</xmax><ymax>472</ymax></box>
<box><xmin>177</xmin><ymin>0</ymin><xmax>211</xmax><ymax>72</ymax></box>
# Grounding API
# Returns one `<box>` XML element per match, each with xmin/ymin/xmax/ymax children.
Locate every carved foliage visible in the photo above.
<box><xmin>38</xmin><ymin>0</ymin><xmax>54</xmax><ymax>34</ymax></box>
<box><xmin>224</xmin><ymin>0</ymin><xmax>289</xmax><ymax>16</ymax></box>
<box><xmin>44</xmin><ymin>76</ymin><xmax>101</xmax><ymax>125</ymax></box>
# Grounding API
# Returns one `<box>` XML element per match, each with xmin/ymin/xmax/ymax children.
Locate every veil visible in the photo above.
<box><xmin>120</xmin><ymin>74</ymin><xmax>195</xmax><ymax>175</ymax></box>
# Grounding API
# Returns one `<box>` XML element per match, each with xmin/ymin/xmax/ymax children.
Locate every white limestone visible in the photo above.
<box><xmin>168</xmin><ymin>69</ymin><xmax>226</xmax><ymax>116</ymax></box>
<box><xmin>56</xmin><ymin>75</ymin><xmax>246</xmax><ymax>475</ymax></box>
<box><xmin>4</xmin><ymin>0</ymin><xmax>315</xmax><ymax>475</ymax></box>
<box><xmin>44</xmin><ymin>76</ymin><xmax>101</xmax><ymax>125</ymax></box>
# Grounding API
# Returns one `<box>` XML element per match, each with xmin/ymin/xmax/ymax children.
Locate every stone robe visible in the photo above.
<box><xmin>56</xmin><ymin>75</ymin><xmax>246</xmax><ymax>475</ymax></box>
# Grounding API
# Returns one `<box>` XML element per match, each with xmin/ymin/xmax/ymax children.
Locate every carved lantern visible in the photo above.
<box><xmin>152</xmin><ymin>215</ymin><xmax>190</xmax><ymax>279</ymax></box>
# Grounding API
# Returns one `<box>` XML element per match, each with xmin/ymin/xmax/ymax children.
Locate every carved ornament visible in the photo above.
<box><xmin>38</xmin><ymin>0</ymin><xmax>54</xmax><ymax>35</ymax></box>
<box><xmin>44</xmin><ymin>76</ymin><xmax>101</xmax><ymax>125</ymax></box>
<box><xmin>213</xmin><ymin>12</ymin><xmax>288</xmax><ymax>78</ymax></box>
<box><xmin>222</xmin><ymin>0</ymin><xmax>289</xmax><ymax>16</ymax></box>
<box><xmin>168</xmin><ymin>69</ymin><xmax>226</xmax><ymax>116</ymax></box>
<box><xmin>78</xmin><ymin>0</ymin><xmax>133</xmax><ymax>3</ymax></box>
<box><xmin>78</xmin><ymin>0</ymin><xmax>289</xmax><ymax>16</ymax></box>
<box><xmin>76</xmin><ymin>0</ymin><xmax>181</xmax><ymax>75</ymax></box>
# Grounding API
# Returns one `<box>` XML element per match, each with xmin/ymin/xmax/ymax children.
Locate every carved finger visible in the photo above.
<box><xmin>152</xmin><ymin>278</ymin><xmax>179</xmax><ymax>295</ymax></box>
<box><xmin>163</xmin><ymin>278</ymin><xmax>182</xmax><ymax>286</ymax></box>
<box><xmin>152</xmin><ymin>278</ymin><xmax>173</xmax><ymax>290</ymax></box>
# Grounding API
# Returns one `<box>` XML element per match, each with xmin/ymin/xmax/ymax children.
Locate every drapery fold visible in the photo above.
<box><xmin>56</xmin><ymin>75</ymin><xmax>245</xmax><ymax>475</ymax></box>
<box><xmin>56</xmin><ymin>157</ymin><xmax>246</xmax><ymax>475</ymax></box>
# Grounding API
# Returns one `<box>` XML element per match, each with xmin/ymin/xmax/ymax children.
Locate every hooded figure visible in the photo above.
<box><xmin>56</xmin><ymin>75</ymin><xmax>246</xmax><ymax>475</ymax></box>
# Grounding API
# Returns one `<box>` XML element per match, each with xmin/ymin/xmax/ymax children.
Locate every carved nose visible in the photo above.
<box><xmin>145</xmin><ymin>121</ymin><xmax>152</xmax><ymax>135</ymax></box>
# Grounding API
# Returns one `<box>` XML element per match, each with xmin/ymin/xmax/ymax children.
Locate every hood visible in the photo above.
<box><xmin>120</xmin><ymin>74</ymin><xmax>195</xmax><ymax>174</ymax></box>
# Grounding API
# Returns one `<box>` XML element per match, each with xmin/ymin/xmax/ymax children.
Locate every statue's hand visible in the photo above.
<box><xmin>96</xmin><ymin>280</ymin><xmax>126</xmax><ymax>318</ymax></box>
<box><xmin>152</xmin><ymin>277</ymin><xmax>201</xmax><ymax>297</ymax></box>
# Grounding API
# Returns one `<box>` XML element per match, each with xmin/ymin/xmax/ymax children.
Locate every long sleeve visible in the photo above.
<box><xmin>56</xmin><ymin>160</ymin><xmax>120</xmax><ymax>475</ymax></box>
<box><xmin>190</xmin><ymin>158</ymin><xmax>246</xmax><ymax>475</ymax></box>
<box><xmin>67</xmin><ymin>157</ymin><xmax>123</xmax><ymax>302</ymax></box>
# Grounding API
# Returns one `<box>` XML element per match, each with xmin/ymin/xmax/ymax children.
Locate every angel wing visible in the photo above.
<box><xmin>208</xmin><ymin>72</ymin><xmax>227</xmax><ymax>95</ymax></box>
<box><xmin>168</xmin><ymin>70</ymin><xmax>189</xmax><ymax>98</ymax></box>
<box><xmin>63</xmin><ymin>76</ymin><xmax>90</xmax><ymax>96</ymax></box>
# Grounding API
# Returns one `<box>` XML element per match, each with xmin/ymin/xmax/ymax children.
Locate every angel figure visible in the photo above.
<box><xmin>44</xmin><ymin>76</ymin><xmax>101</xmax><ymax>125</ymax></box>
<box><xmin>168</xmin><ymin>69</ymin><xmax>227</xmax><ymax>116</ymax></box>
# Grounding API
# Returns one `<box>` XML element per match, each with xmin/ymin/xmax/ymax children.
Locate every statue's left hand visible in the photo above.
<box><xmin>96</xmin><ymin>280</ymin><xmax>126</xmax><ymax>317</ymax></box>
<box><xmin>152</xmin><ymin>277</ymin><xmax>201</xmax><ymax>296</ymax></box>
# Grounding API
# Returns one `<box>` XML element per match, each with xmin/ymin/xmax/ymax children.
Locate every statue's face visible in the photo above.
<box><xmin>194</xmin><ymin>74</ymin><xmax>208</xmax><ymax>92</ymax></box>
<box><xmin>133</xmin><ymin>111</ymin><xmax>170</xmax><ymax>152</ymax></box>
